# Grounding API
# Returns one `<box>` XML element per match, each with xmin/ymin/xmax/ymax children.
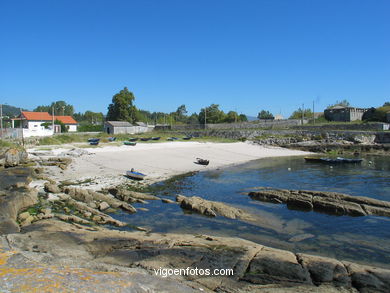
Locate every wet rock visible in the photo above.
<box><xmin>176</xmin><ymin>195</ymin><xmax>255</xmax><ymax>221</ymax></box>
<box><xmin>161</xmin><ymin>198</ymin><xmax>176</xmax><ymax>204</ymax></box>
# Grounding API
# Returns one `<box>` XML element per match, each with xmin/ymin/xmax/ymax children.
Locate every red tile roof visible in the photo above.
<box><xmin>21</xmin><ymin>111</ymin><xmax>77</xmax><ymax>124</ymax></box>
<box><xmin>54</xmin><ymin>116</ymin><xmax>77</xmax><ymax>124</ymax></box>
<box><xmin>21</xmin><ymin>111</ymin><xmax>52</xmax><ymax>121</ymax></box>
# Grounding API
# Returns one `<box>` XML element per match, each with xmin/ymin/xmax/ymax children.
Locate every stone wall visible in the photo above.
<box><xmin>172</xmin><ymin>119</ymin><xmax>306</xmax><ymax>131</ymax></box>
<box><xmin>293</xmin><ymin>122</ymin><xmax>389</xmax><ymax>131</ymax></box>
<box><xmin>184</xmin><ymin>128</ymin><xmax>390</xmax><ymax>144</ymax></box>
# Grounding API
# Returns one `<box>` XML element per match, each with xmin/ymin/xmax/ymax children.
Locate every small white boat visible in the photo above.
<box><xmin>126</xmin><ymin>170</ymin><xmax>146</xmax><ymax>180</ymax></box>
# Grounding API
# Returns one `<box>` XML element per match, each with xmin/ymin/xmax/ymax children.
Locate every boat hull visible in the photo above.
<box><xmin>126</xmin><ymin>171</ymin><xmax>146</xmax><ymax>180</ymax></box>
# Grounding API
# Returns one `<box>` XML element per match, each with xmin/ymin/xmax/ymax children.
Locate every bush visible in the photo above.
<box><xmin>78</xmin><ymin>124</ymin><xmax>103</xmax><ymax>132</ymax></box>
<box><xmin>363</xmin><ymin>106</ymin><xmax>390</xmax><ymax>122</ymax></box>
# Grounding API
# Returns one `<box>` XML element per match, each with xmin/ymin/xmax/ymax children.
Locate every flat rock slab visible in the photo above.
<box><xmin>248</xmin><ymin>187</ymin><xmax>390</xmax><ymax>218</ymax></box>
<box><xmin>4</xmin><ymin>219</ymin><xmax>390</xmax><ymax>292</ymax></box>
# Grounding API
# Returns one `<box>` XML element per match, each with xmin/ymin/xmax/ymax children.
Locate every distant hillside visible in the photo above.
<box><xmin>1</xmin><ymin>105</ymin><xmax>27</xmax><ymax>118</ymax></box>
<box><xmin>246</xmin><ymin>115</ymin><xmax>258</xmax><ymax>121</ymax></box>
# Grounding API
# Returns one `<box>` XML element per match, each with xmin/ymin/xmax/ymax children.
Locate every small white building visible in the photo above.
<box><xmin>11</xmin><ymin>111</ymin><xmax>78</xmax><ymax>137</ymax></box>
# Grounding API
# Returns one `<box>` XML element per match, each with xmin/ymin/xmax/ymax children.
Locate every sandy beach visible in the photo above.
<box><xmin>29</xmin><ymin>141</ymin><xmax>311</xmax><ymax>189</ymax></box>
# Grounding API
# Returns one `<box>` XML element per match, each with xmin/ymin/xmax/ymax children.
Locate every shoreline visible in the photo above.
<box><xmin>28</xmin><ymin>141</ymin><xmax>312</xmax><ymax>190</ymax></box>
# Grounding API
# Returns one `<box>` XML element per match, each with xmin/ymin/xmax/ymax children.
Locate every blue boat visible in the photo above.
<box><xmin>89</xmin><ymin>141</ymin><xmax>99</xmax><ymax>146</ymax></box>
<box><xmin>108</xmin><ymin>137</ymin><xmax>116</xmax><ymax>142</ymax></box>
<box><xmin>126</xmin><ymin>169</ymin><xmax>146</xmax><ymax>180</ymax></box>
<box><xmin>88</xmin><ymin>138</ymin><xmax>100</xmax><ymax>143</ymax></box>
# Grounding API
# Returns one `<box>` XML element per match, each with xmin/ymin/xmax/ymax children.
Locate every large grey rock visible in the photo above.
<box><xmin>176</xmin><ymin>194</ymin><xmax>255</xmax><ymax>221</ymax></box>
<box><xmin>4</xmin><ymin>148</ymin><xmax>28</xmax><ymax>167</ymax></box>
<box><xmin>249</xmin><ymin>188</ymin><xmax>390</xmax><ymax>218</ymax></box>
<box><xmin>297</xmin><ymin>254</ymin><xmax>350</xmax><ymax>287</ymax></box>
<box><xmin>244</xmin><ymin>247</ymin><xmax>312</xmax><ymax>285</ymax></box>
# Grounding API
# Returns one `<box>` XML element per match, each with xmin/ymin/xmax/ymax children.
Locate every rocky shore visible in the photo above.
<box><xmin>1</xmin><ymin>145</ymin><xmax>390</xmax><ymax>292</ymax></box>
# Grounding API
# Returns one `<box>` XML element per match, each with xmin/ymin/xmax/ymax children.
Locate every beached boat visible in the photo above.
<box><xmin>87</xmin><ymin>138</ymin><xmax>100</xmax><ymax>143</ymax></box>
<box><xmin>140</xmin><ymin>137</ymin><xmax>151</xmax><ymax>141</ymax></box>
<box><xmin>128</xmin><ymin>138</ymin><xmax>138</xmax><ymax>142</ymax></box>
<box><xmin>126</xmin><ymin>170</ymin><xmax>146</xmax><ymax>180</ymax></box>
<box><xmin>151</xmin><ymin>137</ymin><xmax>161</xmax><ymax>140</ymax></box>
<box><xmin>182</xmin><ymin>136</ymin><xmax>192</xmax><ymax>140</ymax></box>
<box><xmin>108</xmin><ymin>137</ymin><xmax>116</xmax><ymax>142</ymax></box>
<box><xmin>304</xmin><ymin>157</ymin><xmax>363</xmax><ymax>164</ymax></box>
<box><xmin>89</xmin><ymin>141</ymin><xmax>99</xmax><ymax>146</ymax></box>
<box><xmin>123</xmin><ymin>141</ymin><xmax>137</xmax><ymax>146</ymax></box>
<box><xmin>167</xmin><ymin>137</ymin><xmax>179</xmax><ymax>141</ymax></box>
<box><xmin>196</xmin><ymin>158</ymin><xmax>209</xmax><ymax>165</ymax></box>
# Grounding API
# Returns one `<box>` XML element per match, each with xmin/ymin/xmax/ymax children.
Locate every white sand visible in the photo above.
<box><xmin>30</xmin><ymin>141</ymin><xmax>311</xmax><ymax>189</ymax></box>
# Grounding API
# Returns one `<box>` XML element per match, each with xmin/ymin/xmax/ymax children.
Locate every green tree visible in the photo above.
<box><xmin>289</xmin><ymin>108</ymin><xmax>313</xmax><ymax>119</ymax></box>
<box><xmin>55</xmin><ymin>119</ymin><xmax>68</xmax><ymax>133</ymax></box>
<box><xmin>239</xmin><ymin>114</ymin><xmax>248</xmax><ymax>122</ymax></box>
<box><xmin>188</xmin><ymin>113</ymin><xmax>199</xmax><ymax>125</ymax></box>
<box><xmin>34</xmin><ymin>101</ymin><xmax>74</xmax><ymax>116</ymax></box>
<box><xmin>257</xmin><ymin>110</ymin><xmax>274</xmax><ymax>120</ymax></box>
<box><xmin>106</xmin><ymin>87</ymin><xmax>136</xmax><ymax>122</ymax></box>
<box><xmin>383</xmin><ymin>102</ymin><xmax>390</xmax><ymax>107</ymax></box>
<box><xmin>198</xmin><ymin>104</ymin><xmax>226</xmax><ymax>124</ymax></box>
<box><xmin>224</xmin><ymin>111</ymin><xmax>239</xmax><ymax>123</ymax></box>
<box><xmin>175</xmin><ymin>104</ymin><xmax>188</xmax><ymax>123</ymax></box>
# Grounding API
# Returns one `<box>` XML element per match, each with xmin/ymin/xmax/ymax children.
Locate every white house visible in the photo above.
<box><xmin>11</xmin><ymin>111</ymin><xmax>78</xmax><ymax>137</ymax></box>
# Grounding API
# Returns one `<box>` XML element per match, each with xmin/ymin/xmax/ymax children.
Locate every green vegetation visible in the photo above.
<box><xmin>363</xmin><ymin>105</ymin><xmax>390</xmax><ymax>122</ymax></box>
<box><xmin>326</xmin><ymin>99</ymin><xmax>351</xmax><ymax>109</ymax></box>
<box><xmin>0</xmin><ymin>139</ymin><xmax>17</xmax><ymax>149</ymax></box>
<box><xmin>198</xmin><ymin>104</ymin><xmax>247</xmax><ymax>124</ymax></box>
<box><xmin>289</xmin><ymin>108</ymin><xmax>313</xmax><ymax>119</ymax></box>
<box><xmin>34</xmin><ymin>100</ymin><xmax>74</xmax><ymax>116</ymax></box>
<box><xmin>257</xmin><ymin>110</ymin><xmax>274</xmax><ymax>120</ymax></box>
<box><xmin>107</xmin><ymin>87</ymin><xmax>137</xmax><ymax>123</ymax></box>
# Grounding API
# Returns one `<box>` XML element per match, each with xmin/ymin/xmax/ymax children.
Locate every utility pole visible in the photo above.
<box><xmin>312</xmin><ymin>100</ymin><xmax>315</xmax><ymax>124</ymax></box>
<box><xmin>0</xmin><ymin>104</ymin><xmax>3</xmax><ymax>133</ymax></box>
<box><xmin>62</xmin><ymin>106</ymin><xmax>65</xmax><ymax>116</ymax></box>
<box><xmin>204</xmin><ymin>107</ymin><xmax>207</xmax><ymax>129</ymax></box>
<box><xmin>52</xmin><ymin>106</ymin><xmax>55</xmax><ymax>133</ymax></box>
<box><xmin>20</xmin><ymin>108</ymin><xmax>24</xmax><ymax>146</ymax></box>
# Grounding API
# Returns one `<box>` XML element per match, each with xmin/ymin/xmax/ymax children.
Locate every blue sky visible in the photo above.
<box><xmin>1</xmin><ymin>0</ymin><xmax>389</xmax><ymax>117</ymax></box>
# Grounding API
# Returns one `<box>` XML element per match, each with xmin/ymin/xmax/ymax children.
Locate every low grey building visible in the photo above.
<box><xmin>104</xmin><ymin>121</ymin><xmax>134</xmax><ymax>134</ymax></box>
<box><xmin>104</xmin><ymin>121</ymin><xmax>154</xmax><ymax>134</ymax></box>
<box><xmin>324</xmin><ymin>106</ymin><xmax>367</xmax><ymax>122</ymax></box>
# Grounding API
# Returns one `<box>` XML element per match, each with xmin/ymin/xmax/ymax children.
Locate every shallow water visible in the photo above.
<box><xmin>114</xmin><ymin>155</ymin><xmax>390</xmax><ymax>269</ymax></box>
